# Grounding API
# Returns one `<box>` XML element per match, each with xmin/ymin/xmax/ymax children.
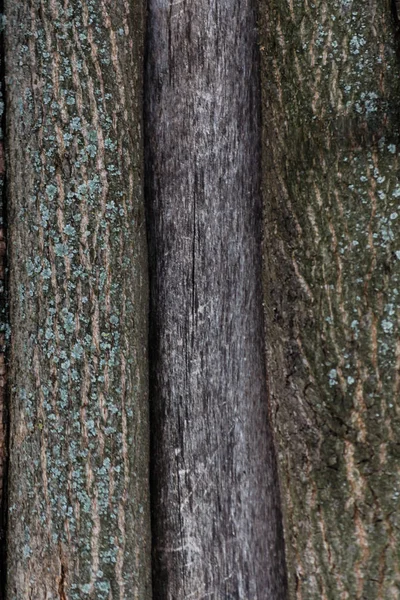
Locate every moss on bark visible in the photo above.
<box><xmin>260</xmin><ymin>0</ymin><xmax>400</xmax><ymax>597</ymax></box>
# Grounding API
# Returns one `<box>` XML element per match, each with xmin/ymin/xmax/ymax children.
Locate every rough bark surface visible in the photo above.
<box><xmin>0</xmin><ymin>6</ymin><xmax>7</xmax><ymax>591</ymax></box>
<box><xmin>6</xmin><ymin>2</ymin><xmax>151</xmax><ymax>598</ymax></box>
<box><xmin>145</xmin><ymin>1</ymin><xmax>287</xmax><ymax>598</ymax></box>
<box><xmin>260</xmin><ymin>0</ymin><xmax>400</xmax><ymax>598</ymax></box>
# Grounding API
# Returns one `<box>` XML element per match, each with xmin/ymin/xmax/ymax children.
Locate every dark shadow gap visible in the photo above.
<box><xmin>142</xmin><ymin>3</ymin><xmax>160</xmax><ymax>595</ymax></box>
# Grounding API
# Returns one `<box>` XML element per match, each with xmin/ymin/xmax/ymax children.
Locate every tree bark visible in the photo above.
<box><xmin>0</xmin><ymin>8</ymin><xmax>7</xmax><ymax>591</ymax></box>
<box><xmin>260</xmin><ymin>0</ymin><xmax>400</xmax><ymax>597</ymax></box>
<box><xmin>145</xmin><ymin>1</ymin><xmax>287</xmax><ymax>598</ymax></box>
<box><xmin>5</xmin><ymin>2</ymin><xmax>151</xmax><ymax>598</ymax></box>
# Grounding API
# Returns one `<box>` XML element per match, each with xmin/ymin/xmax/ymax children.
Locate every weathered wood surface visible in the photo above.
<box><xmin>260</xmin><ymin>0</ymin><xmax>400</xmax><ymax>597</ymax></box>
<box><xmin>5</xmin><ymin>1</ymin><xmax>151</xmax><ymax>598</ymax></box>
<box><xmin>145</xmin><ymin>1</ymin><xmax>287</xmax><ymax>598</ymax></box>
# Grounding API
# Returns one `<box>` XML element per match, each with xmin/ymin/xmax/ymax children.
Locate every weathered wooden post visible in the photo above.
<box><xmin>145</xmin><ymin>0</ymin><xmax>288</xmax><ymax>597</ymax></box>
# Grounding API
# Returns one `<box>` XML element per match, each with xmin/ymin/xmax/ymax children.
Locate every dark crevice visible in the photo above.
<box><xmin>57</xmin><ymin>546</ymin><xmax>67</xmax><ymax>600</ymax></box>
<box><xmin>392</xmin><ymin>0</ymin><xmax>400</xmax><ymax>26</ymax></box>
<box><xmin>142</xmin><ymin>6</ymin><xmax>158</xmax><ymax>598</ymax></box>
<box><xmin>392</xmin><ymin>0</ymin><xmax>400</xmax><ymax>63</ymax></box>
<box><xmin>0</xmin><ymin>0</ymin><xmax>8</xmax><ymax>597</ymax></box>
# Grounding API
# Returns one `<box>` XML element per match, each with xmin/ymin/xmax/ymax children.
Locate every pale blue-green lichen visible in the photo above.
<box><xmin>8</xmin><ymin>0</ymin><xmax>150</xmax><ymax>597</ymax></box>
<box><xmin>262</xmin><ymin>0</ymin><xmax>400</xmax><ymax>596</ymax></box>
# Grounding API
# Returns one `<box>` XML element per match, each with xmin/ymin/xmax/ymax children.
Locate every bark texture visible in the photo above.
<box><xmin>261</xmin><ymin>0</ymin><xmax>400</xmax><ymax>597</ymax></box>
<box><xmin>145</xmin><ymin>1</ymin><xmax>287</xmax><ymax>598</ymax></box>
<box><xmin>6</xmin><ymin>2</ymin><xmax>151</xmax><ymax>598</ymax></box>
<box><xmin>0</xmin><ymin>7</ymin><xmax>7</xmax><ymax>591</ymax></box>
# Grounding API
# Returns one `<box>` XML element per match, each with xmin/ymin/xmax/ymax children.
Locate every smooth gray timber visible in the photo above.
<box><xmin>5</xmin><ymin>1</ymin><xmax>151</xmax><ymax>598</ymax></box>
<box><xmin>260</xmin><ymin>0</ymin><xmax>400</xmax><ymax>598</ymax></box>
<box><xmin>145</xmin><ymin>1</ymin><xmax>288</xmax><ymax>598</ymax></box>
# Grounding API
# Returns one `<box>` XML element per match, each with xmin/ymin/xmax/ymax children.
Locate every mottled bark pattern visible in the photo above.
<box><xmin>145</xmin><ymin>1</ymin><xmax>287</xmax><ymax>598</ymax></box>
<box><xmin>6</xmin><ymin>1</ymin><xmax>151</xmax><ymax>598</ymax></box>
<box><xmin>261</xmin><ymin>0</ymin><xmax>400</xmax><ymax>598</ymax></box>
<box><xmin>0</xmin><ymin>7</ymin><xmax>7</xmax><ymax>590</ymax></box>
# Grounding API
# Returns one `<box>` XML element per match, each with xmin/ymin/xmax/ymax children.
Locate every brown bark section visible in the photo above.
<box><xmin>145</xmin><ymin>1</ymin><xmax>287</xmax><ymax>598</ymax></box>
<box><xmin>5</xmin><ymin>1</ymin><xmax>151</xmax><ymax>598</ymax></box>
<box><xmin>0</xmin><ymin>10</ymin><xmax>7</xmax><ymax>588</ymax></box>
<box><xmin>0</xmin><ymin>159</ymin><xmax>7</xmax><ymax>595</ymax></box>
<box><xmin>260</xmin><ymin>0</ymin><xmax>400</xmax><ymax>598</ymax></box>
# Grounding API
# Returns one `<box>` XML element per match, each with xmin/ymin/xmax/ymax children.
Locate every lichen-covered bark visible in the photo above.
<box><xmin>260</xmin><ymin>0</ymin><xmax>400</xmax><ymax>598</ymax></box>
<box><xmin>145</xmin><ymin>1</ymin><xmax>287</xmax><ymax>598</ymax></box>
<box><xmin>5</xmin><ymin>2</ymin><xmax>151</xmax><ymax>598</ymax></box>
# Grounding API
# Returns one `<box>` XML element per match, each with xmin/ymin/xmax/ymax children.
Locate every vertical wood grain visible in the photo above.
<box><xmin>145</xmin><ymin>1</ymin><xmax>288</xmax><ymax>597</ymax></box>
